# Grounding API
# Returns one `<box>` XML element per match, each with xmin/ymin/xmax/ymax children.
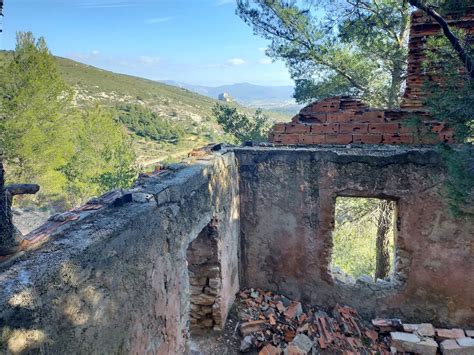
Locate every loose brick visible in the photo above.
<box><xmin>353</xmin><ymin>134</ymin><xmax>382</xmax><ymax>144</ymax></box>
<box><xmin>286</xmin><ymin>123</ymin><xmax>310</xmax><ymax>134</ymax></box>
<box><xmin>299</xmin><ymin>113</ymin><xmax>327</xmax><ymax>123</ymax></box>
<box><xmin>272</xmin><ymin>123</ymin><xmax>286</xmax><ymax>133</ymax></box>
<box><xmin>269</xmin><ymin>133</ymin><xmax>283</xmax><ymax>143</ymax></box>
<box><xmin>325</xmin><ymin>134</ymin><xmax>353</xmax><ymax>144</ymax></box>
<box><xmin>383</xmin><ymin>134</ymin><xmax>414</xmax><ymax>144</ymax></box>
<box><xmin>280</xmin><ymin>134</ymin><xmax>300</xmax><ymax>145</ymax></box>
<box><xmin>298</xmin><ymin>134</ymin><xmax>325</xmax><ymax>144</ymax></box>
<box><xmin>339</xmin><ymin>123</ymin><xmax>368</xmax><ymax>134</ymax></box>
<box><xmin>369</xmin><ymin>123</ymin><xmax>399</xmax><ymax>134</ymax></box>
<box><xmin>436</xmin><ymin>328</ymin><xmax>466</xmax><ymax>340</ymax></box>
<box><xmin>361</xmin><ymin>111</ymin><xmax>385</xmax><ymax>122</ymax></box>
<box><xmin>240</xmin><ymin>320</ymin><xmax>266</xmax><ymax>335</ymax></box>
<box><xmin>311</xmin><ymin>123</ymin><xmax>339</xmax><ymax>134</ymax></box>
<box><xmin>326</xmin><ymin>111</ymin><xmax>356</xmax><ymax>123</ymax></box>
<box><xmin>317</xmin><ymin>102</ymin><xmax>340</xmax><ymax>112</ymax></box>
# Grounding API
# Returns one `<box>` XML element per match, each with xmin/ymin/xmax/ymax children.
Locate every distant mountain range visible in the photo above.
<box><xmin>161</xmin><ymin>81</ymin><xmax>301</xmax><ymax>114</ymax></box>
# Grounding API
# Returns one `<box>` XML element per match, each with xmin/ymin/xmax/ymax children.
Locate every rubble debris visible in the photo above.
<box><xmin>436</xmin><ymin>328</ymin><xmax>466</xmax><ymax>340</ymax></box>
<box><xmin>402</xmin><ymin>323</ymin><xmax>435</xmax><ymax>337</ymax></box>
<box><xmin>372</xmin><ymin>318</ymin><xmax>403</xmax><ymax>333</ymax></box>
<box><xmin>240</xmin><ymin>335</ymin><xmax>255</xmax><ymax>352</ymax></box>
<box><xmin>288</xmin><ymin>334</ymin><xmax>313</xmax><ymax>354</ymax></box>
<box><xmin>234</xmin><ymin>288</ymin><xmax>391</xmax><ymax>354</ymax></box>
<box><xmin>440</xmin><ymin>338</ymin><xmax>474</xmax><ymax>355</ymax></box>
<box><xmin>391</xmin><ymin>331</ymin><xmax>438</xmax><ymax>355</ymax></box>
<box><xmin>234</xmin><ymin>288</ymin><xmax>474</xmax><ymax>355</ymax></box>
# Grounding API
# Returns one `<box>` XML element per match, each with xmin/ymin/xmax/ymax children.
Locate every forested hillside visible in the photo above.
<box><xmin>0</xmin><ymin>51</ymin><xmax>288</xmax><ymax>168</ymax></box>
<box><xmin>0</xmin><ymin>37</ymin><xmax>288</xmax><ymax>210</ymax></box>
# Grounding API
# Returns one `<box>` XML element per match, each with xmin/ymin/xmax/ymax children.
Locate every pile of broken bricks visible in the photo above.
<box><xmin>235</xmin><ymin>288</ymin><xmax>474</xmax><ymax>354</ymax></box>
<box><xmin>236</xmin><ymin>288</ymin><xmax>391</xmax><ymax>354</ymax></box>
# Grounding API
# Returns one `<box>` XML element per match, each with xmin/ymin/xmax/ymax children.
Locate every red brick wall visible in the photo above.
<box><xmin>268</xmin><ymin>97</ymin><xmax>455</xmax><ymax>145</ymax></box>
<box><xmin>401</xmin><ymin>9</ymin><xmax>474</xmax><ymax>111</ymax></box>
<box><xmin>268</xmin><ymin>9</ymin><xmax>474</xmax><ymax>146</ymax></box>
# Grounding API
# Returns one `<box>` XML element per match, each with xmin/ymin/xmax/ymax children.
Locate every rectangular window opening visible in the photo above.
<box><xmin>331</xmin><ymin>196</ymin><xmax>396</xmax><ymax>284</ymax></box>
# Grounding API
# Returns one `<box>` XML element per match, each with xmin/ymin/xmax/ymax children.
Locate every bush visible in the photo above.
<box><xmin>115</xmin><ymin>104</ymin><xmax>184</xmax><ymax>144</ymax></box>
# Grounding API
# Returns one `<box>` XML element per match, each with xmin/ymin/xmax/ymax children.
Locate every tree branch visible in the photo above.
<box><xmin>5</xmin><ymin>184</ymin><xmax>40</xmax><ymax>196</ymax></box>
<box><xmin>408</xmin><ymin>0</ymin><xmax>474</xmax><ymax>78</ymax></box>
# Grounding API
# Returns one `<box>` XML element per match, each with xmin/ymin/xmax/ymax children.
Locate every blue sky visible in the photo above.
<box><xmin>0</xmin><ymin>0</ymin><xmax>293</xmax><ymax>86</ymax></box>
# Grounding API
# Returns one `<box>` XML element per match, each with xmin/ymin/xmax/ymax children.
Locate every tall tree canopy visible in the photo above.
<box><xmin>0</xmin><ymin>32</ymin><xmax>138</xmax><ymax>206</ymax></box>
<box><xmin>0</xmin><ymin>32</ymin><xmax>74</xmax><ymax>196</ymax></box>
<box><xmin>237</xmin><ymin>0</ymin><xmax>411</xmax><ymax>108</ymax></box>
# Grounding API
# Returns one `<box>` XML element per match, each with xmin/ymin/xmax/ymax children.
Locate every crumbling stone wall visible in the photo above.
<box><xmin>0</xmin><ymin>152</ymin><xmax>240</xmax><ymax>354</ymax></box>
<box><xmin>269</xmin><ymin>9</ymin><xmax>474</xmax><ymax>146</ymax></box>
<box><xmin>0</xmin><ymin>145</ymin><xmax>473</xmax><ymax>353</ymax></box>
<box><xmin>187</xmin><ymin>220</ymin><xmax>223</xmax><ymax>330</ymax></box>
<box><xmin>268</xmin><ymin>97</ymin><xmax>454</xmax><ymax>145</ymax></box>
<box><xmin>401</xmin><ymin>8</ymin><xmax>474</xmax><ymax>110</ymax></box>
<box><xmin>236</xmin><ymin>146</ymin><xmax>474</xmax><ymax>328</ymax></box>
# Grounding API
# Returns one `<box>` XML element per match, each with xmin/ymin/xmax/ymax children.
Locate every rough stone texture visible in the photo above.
<box><xmin>437</xmin><ymin>328</ymin><xmax>467</xmax><ymax>340</ymax></box>
<box><xmin>441</xmin><ymin>338</ymin><xmax>474</xmax><ymax>355</ymax></box>
<box><xmin>0</xmin><ymin>152</ymin><xmax>240</xmax><ymax>354</ymax></box>
<box><xmin>236</xmin><ymin>146</ymin><xmax>474</xmax><ymax>327</ymax></box>
<box><xmin>391</xmin><ymin>331</ymin><xmax>438</xmax><ymax>355</ymax></box>
<box><xmin>1</xmin><ymin>145</ymin><xmax>473</xmax><ymax>353</ymax></box>
<box><xmin>187</xmin><ymin>222</ymin><xmax>223</xmax><ymax>330</ymax></box>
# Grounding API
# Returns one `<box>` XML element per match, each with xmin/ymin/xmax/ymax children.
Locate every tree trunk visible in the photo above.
<box><xmin>0</xmin><ymin>160</ymin><xmax>17</xmax><ymax>256</ymax></box>
<box><xmin>387</xmin><ymin>63</ymin><xmax>404</xmax><ymax>109</ymax></box>
<box><xmin>375</xmin><ymin>200</ymin><xmax>393</xmax><ymax>280</ymax></box>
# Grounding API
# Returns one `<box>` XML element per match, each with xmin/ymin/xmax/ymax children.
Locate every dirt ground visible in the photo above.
<box><xmin>189</xmin><ymin>305</ymin><xmax>249</xmax><ymax>355</ymax></box>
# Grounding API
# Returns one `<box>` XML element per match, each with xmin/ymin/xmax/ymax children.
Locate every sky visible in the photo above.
<box><xmin>0</xmin><ymin>0</ymin><xmax>294</xmax><ymax>87</ymax></box>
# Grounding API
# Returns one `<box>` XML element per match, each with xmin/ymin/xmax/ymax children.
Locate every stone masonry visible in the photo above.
<box><xmin>187</xmin><ymin>220</ymin><xmax>223</xmax><ymax>330</ymax></box>
<box><xmin>0</xmin><ymin>152</ymin><xmax>240</xmax><ymax>354</ymax></box>
<box><xmin>235</xmin><ymin>146</ymin><xmax>474</xmax><ymax>328</ymax></box>
<box><xmin>0</xmin><ymin>145</ymin><xmax>473</xmax><ymax>354</ymax></box>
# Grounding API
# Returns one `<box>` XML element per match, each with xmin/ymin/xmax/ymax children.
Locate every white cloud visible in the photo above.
<box><xmin>68</xmin><ymin>50</ymin><xmax>101</xmax><ymax>61</ymax></box>
<box><xmin>226</xmin><ymin>58</ymin><xmax>246</xmax><ymax>66</ymax></box>
<box><xmin>258</xmin><ymin>47</ymin><xmax>267</xmax><ymax>52</ymax></box>
<box><xmin>216</xmin><ymin>0</ymin><xmax>234</xmax><ymax>6</ymax></box>
<box><xmin>146</xmin><ymin>16</ymin><xmax>174</xmax><ymax>24</ymax></box>
<box><xmin>139</xmin><ymin>56</ymin><xmax>160</xmax><ymax>65</ymax></box>
<box><xmin>259</xmin><ymin>58</ymin><xmax>272</xmax><ymax>65</ymax></box>
<box><xmin>76</xmin><ymin>1</ymin><xmax>135</xmax><ymax>9</ymax></box>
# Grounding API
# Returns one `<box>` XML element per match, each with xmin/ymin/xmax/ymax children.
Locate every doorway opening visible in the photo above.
<box><xmin>187</xmin><ymin>221</ymin><xmax>222</xmax><ymax>332</ymax></box>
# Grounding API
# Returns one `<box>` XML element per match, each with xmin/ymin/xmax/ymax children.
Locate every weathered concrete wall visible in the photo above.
<box><xmin>236</xmin><ymin>146</ymin><xmax>474</xmax><ymax>328</ymax></box>
<box><xmin>0</xmin><ymin>152</ymin><xmax>240</xmax><ymax>354</ymax></box>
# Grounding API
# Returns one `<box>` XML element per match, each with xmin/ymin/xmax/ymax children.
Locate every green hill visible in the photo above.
<box><xmin>55</xmin><ymin>55</ymin><xmax>232</xmax><ymax>167</ymax></box>
<box><xmin>0</xmin><ymin>51</ymin><xmax>289</xmax><ymax>168</ymax></box>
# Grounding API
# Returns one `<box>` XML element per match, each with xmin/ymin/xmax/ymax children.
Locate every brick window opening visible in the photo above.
<box><xmin>331</xmin><ymin>197</ymin><xmax>396</xmax><ymax>284</ymax></box>
<box><xmin>187</xmin><ymin>221</ymin><xmax>222</xmax><ymax>332</ymax></box>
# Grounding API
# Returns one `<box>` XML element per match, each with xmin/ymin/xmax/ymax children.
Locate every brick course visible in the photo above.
<box><xmin>266</xmin><ymin>9</ymin><xmax>471</xmax><ymax>146</ymax></box>
<box><xmin>268</xmin><ymin>96</ymin><xmax>455</xmax><ymax>145</ymax></box>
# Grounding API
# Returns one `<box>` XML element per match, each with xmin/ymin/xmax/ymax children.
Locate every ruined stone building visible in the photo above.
<box><xmin>0</xmin><ymin>9</ymin><xmax>473</xmax><ymax>355</ymax></box>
